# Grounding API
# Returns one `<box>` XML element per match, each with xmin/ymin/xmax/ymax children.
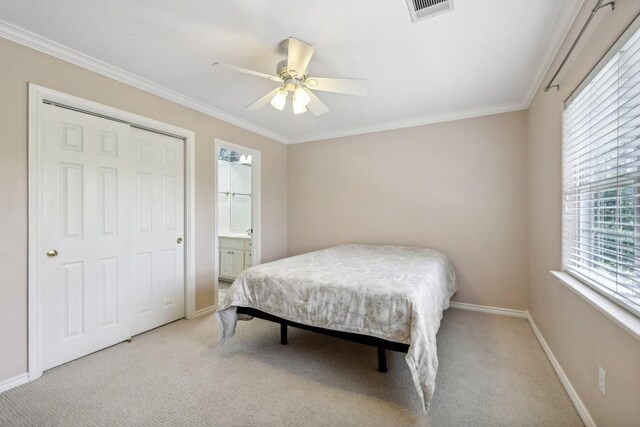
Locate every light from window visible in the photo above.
<box><xmin>563</xmin><ymin>22</ymin><xmax>640</xmax><ymax>316</ymax></box>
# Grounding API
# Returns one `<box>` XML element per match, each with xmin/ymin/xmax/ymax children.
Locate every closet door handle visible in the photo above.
<box><xmin>177</xmin><ymin>237</ymin><xmax>183</xmax><ymax>244</ymax></box>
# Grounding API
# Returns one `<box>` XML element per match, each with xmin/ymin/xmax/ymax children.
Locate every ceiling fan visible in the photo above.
<box><xmin>213</xmin><ymin>37</ymin><xmax>367</xmax><ymax>116</ymax></box>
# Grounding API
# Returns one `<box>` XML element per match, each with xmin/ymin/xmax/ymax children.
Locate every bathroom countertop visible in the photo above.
<box><xmin>219</xmin><ymin>233</ymin><xmax>251</xmax><ymax>239</ymax></box>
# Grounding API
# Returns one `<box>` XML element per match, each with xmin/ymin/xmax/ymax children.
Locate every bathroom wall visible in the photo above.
<box><xmin>218</xmin><ymin>158</ymin><xmax>252</xmax><ymax>234</ymax></box>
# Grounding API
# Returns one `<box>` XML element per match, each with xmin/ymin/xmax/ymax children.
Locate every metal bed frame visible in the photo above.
<box><xmin>236</xmin><ymin>306</ymin><xmax>410</xmax><ymax>372</ymax></box>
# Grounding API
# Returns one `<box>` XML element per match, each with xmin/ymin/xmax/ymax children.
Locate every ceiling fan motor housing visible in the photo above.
<box><xmin>276</xmin><ymin>60</ymin><xmax>289</xmax><ymax>76</ymax></box>
<box><xmin>213</xmin><ymin>36</ymin><xmax>364</xmax><ymax>116</ymax></box>
<box><xmin>277</xmin><ymin>38</ymin><xmax>290</xmax><ymax>54</ymax></box>
<box><xmin>277</xmin><ymin>60</ymin><xmax>305</xmax><ymax>89</ymax></box>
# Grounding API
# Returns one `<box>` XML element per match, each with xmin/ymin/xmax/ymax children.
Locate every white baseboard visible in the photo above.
<box><xmin>0</xmin><ymin>302</ymin><xmax>595</xmax><ymax>427</ymax></box>
<box><xmin>527</xmin><ymin>312</ymin><xmax>596</xmax><ymax>427</ymax></box>
<box><xmin>192</xmin><ymin>305</ymin><xmax>216</xmax><ymax>318</ymax></box>
<box><xmin>0</xmin><ymin>20</ymin><xmax>288</xmax><ymax>144</ymax></box>
<box><xmin>451</xmin><ymin>302</ymin><xmax>595</xmax><ymax>426</ymax></box>
<box><xmin>0</xmin><ymin>372</ymin><xmax>29</xmax><ymax>394</ymax></box>
<box><xmin>450</xmin><ymin>301</ymin><xmax>528</xmax><ymax>318</ymax></box>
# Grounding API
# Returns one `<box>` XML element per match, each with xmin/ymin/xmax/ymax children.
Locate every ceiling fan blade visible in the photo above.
<box><xmin>246</xmin><ymin>88</ymin><xmax>281</xmax><ymax>110</ymax></box>
<box><xmin>287</xmin><ymin>38</ymin><xmax>315</xmax><ymax>75</ymax></box>
<box><xmin>305</xmin><ymin>77</ymin><xmax>367</xmax><ymax>96</ymax></box>
<box><xmin>305</xmin><ymin>89</ymin><xmax>330</xmax><ymax>117</ymax></box>
<box><xmin>213</xmin><ymin>63</ymin><xmax>282</xmax><ymax>83</ymax></box>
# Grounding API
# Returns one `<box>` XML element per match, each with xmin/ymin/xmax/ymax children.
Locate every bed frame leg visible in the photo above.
<box><xmin>280</xmin><ymin>323</ymin><xmax>288</xmax><ymax>345</ymax></box>
<box><xmin>377</xmin><ymin>347</ymin><xmax>387</xmax><ymax>373</ymax></box>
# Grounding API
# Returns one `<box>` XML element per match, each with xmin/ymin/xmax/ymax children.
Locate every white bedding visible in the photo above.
<box><xmin>216</xmin><ymin>244</ymin><xmax>458</xmax><ymax>411</ymax></box>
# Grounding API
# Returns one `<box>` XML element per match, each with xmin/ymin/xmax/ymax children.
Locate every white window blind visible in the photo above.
<box><xmin>563</xmin><ymin>19</ymin><xmax>640</xmax><ymax>317</ymax></box>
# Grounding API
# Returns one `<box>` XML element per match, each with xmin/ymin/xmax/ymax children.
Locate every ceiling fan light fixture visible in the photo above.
<box><xmin>292</xmin><ymin>85</ymin><xmax>311</xmax><ymax>115</ymax></box>
<box><xmin>293</xmin><ymin>85</ymin><xmax>311</xmax><ymax>107</ymax></box>
<box><xmin>270</xmin><ymin>87</ymin><xmax>287</xmax><ymax>111</ymax></box>
<box><xmin>215</xmin><ymin>37</ymin><xmax>367</xmax><ymax>117</ymax></box>
<box><xmin>292</xmin><ymin>102</ymin><xmax>307</xmax><ymax>115</ymax></box>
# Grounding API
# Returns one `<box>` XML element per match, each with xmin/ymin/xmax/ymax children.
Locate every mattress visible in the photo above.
<box><xmin>216</xmin><ymin>243</ymin><xmax>458</xmax><ymax>411</ymax></box>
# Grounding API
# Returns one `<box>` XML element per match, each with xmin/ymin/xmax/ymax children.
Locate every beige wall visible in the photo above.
<box><xmin>3</xmin><ymin>3</ymin><xmax>640</xmax><ymax>423</ymax></box>
<box><xmin>0</xmin><ymin>38</ymin><xmax>288</xmax><ymax>382</ymax></box>
<box><xmin>287</xmin><ymin>111</ymin><xmax>529</xmax><ymax>310</ymax></box>
<box><xmin>527</xmin><ymin>1</ymin><xmax>640</xmax><ymax>425</ymax></box>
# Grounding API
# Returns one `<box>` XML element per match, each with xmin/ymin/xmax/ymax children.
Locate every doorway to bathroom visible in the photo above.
<box><xmin>214</xmin><ymin>140</ymin><xmax>261</xmax><ymax>305</ymax></box>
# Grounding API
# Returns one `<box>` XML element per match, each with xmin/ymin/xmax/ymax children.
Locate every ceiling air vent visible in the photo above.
<box><xmin>406</xmin><ymin>0</ymin><xmax>454</xmax><ymax>23</ymax></box>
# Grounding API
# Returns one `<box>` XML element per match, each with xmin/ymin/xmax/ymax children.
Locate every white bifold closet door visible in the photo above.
<box><xmin>41</xmin><ymin>105</ymin><xmax>132</xmax><ymax>370</ymax></box>
<box><xmin>130</xmin><ymin>128</ymin><xmax>185</xmax><ymax>336</ymax></box>
<box><xmin>39</xmin><ymin>105</ymin><xmax>185</xmax><ymax>371</ymax></box>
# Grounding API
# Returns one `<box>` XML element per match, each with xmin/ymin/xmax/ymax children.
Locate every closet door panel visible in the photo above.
<box><xmin>40</xmin><ymin>105</ymin><xmax>131</xmax><ymax>370</ymax></box>
<box><xmin>131</xmin><ymin>128</ymin><xmax>185</xmax><ymax>335</ymax></box>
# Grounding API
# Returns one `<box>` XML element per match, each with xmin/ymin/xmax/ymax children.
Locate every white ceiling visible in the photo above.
<box><xmin>0</xmin><ymin>0</ymin><xmax>583</xmax><ymax>143</ymax></box>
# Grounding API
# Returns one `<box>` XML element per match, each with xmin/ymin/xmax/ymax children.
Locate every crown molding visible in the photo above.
<box><xmin>1</xmin><ymin>2</ymin><xmax>582</xmax><ymax>147</ymax></box>
<box><xmin>287</xmin><ymin>102</ymin><xmax>527</xmax><ymax>144</ymax></box>
<box><xmin>0</xmin><ymin>19</ymin><xmax>289</xmax><ymax>144</ymax></box>
<box><xmin>284</xmin><ymin>0</ymin><xmax>585</xmax><ymax>146</ymax></box>
<box><xmin>522</xmin><ymin>0</ymin><xmax>586</xmax><ymax>107</ymax></box>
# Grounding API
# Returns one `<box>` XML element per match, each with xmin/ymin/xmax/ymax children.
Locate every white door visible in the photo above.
<box><xmin>40</xmin><ymin>105</ymin><xmax>132</xmax><ymax>370</ymax></box>
<box><xmin>220</xmin><ymin>250</ymin><xmax>233</xmax><ymax>278</ymax></box>
<box><xmin>130</xmin><ymin>128</ymin><xmax>185</xmax><ymax>335</ymax></box>
<box><xmin>231</xmin><ymin>250</ymin><xmax>245</xmax><ymax>277</ymax></box>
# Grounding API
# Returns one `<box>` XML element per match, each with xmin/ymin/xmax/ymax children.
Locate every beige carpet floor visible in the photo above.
<box><xmin>0</xmin><ymin>309</ymin><xmax>582</xmax><ymax>426</ymax></box>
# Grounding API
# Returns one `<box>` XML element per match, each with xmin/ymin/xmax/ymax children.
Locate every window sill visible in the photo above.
<box><xmin>550</xmin><ymin>271</ymin><xmax>640</xmax><ymax>341</ymax></box>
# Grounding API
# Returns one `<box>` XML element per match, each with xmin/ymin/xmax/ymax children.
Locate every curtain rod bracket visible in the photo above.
<box><xmin>543</xmin><ymin>0</ymin><xmax>615</xmax><ymax>93</ymax></box>
<box><xmin>596</xmin><ymin>2</ymin><xmax>615</xmax><ymax>12</ymax></box>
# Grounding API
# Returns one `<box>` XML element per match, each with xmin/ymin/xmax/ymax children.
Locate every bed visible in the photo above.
<box><xmin>216</xmin><ymin>244</ymin><xmax>458</xmax><ymax>411</ymax></box>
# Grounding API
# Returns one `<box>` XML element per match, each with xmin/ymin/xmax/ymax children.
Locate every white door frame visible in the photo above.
<box><xmin>213</xmin><ymin>139</ymin><xmax>261</xmax><ymax>306</ymax></box>
<box><xmin>27</xmin><ymin>84</ymin><xmax>197</xmax><ymax>381</ymax></box>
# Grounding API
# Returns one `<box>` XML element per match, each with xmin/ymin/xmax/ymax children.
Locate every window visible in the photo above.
<box><xmin>563</xmin><ymin>19</ymin><xmax>640</xmax><ymax>317</ymax></box>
